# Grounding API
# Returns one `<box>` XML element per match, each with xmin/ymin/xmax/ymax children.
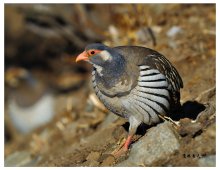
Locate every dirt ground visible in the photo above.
<box><xmin>4</xmin><ymin>4</ymin><xmax>216</xmax><ymax>167</ymax></box>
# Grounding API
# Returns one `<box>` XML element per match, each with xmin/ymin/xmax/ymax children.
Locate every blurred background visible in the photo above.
<box><xmin>4</xmin><ymin>4</ymin><xmax>215</xmax><ymax>167</ymax></box>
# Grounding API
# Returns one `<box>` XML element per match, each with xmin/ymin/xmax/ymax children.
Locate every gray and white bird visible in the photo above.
<box><xmin>76</xmin><ymin>43</ymin><xmax>183</xmax><ymax>155</ymax></box>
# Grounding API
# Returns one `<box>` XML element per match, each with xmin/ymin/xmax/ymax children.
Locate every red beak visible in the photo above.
<box><xmin>75</xmin><ymin>51</ymin><xmax>89</xmax><ymax>62</ymax></box>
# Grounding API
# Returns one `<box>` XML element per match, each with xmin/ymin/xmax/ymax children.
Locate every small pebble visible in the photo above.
<box><xmin>86</xmin><ymin>160</ymin><xmax>100</xmax><ymax>167</ymax></box>
<box><xmin>101</xmin><ymin>155</ymin><xmax>115</xmax><ymax>166</ymax></box>
<box><xmin>167</xmin><ymin>26</ymin><xmax>182</xmax><ymax>38</ymax></box>
<box><xmin>86</xmin><ymin>151</ymin><xmax>101</xmax><ymax>161</ymax></box>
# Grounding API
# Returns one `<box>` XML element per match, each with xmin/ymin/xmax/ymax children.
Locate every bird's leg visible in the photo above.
<box><xmin>123</xmin><ymin>135</ymin><xmax>133</xmax><ymax>150</ymax></box>
<box><xmin>111</xmin><ymin>133</ymin><xmax>135</xmax><ymax>158</ymax></box>
<box><xmin>111</xmin><ymin>117</ymin><xmax>141</xmax><ymax>157</ymax></box>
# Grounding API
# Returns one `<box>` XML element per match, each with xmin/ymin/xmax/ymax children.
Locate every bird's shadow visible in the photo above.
<box><xmin>123</xmin><ymin>100</ymin><xmax>206</xmax><ymax>136</ymax></box>
<box><xmin>170</xmin><ymin>101</ymin><xmax>206</xmax><ymax>121</ymax></box>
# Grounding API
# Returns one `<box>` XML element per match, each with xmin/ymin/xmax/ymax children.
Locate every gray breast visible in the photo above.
<box><xmin>92</xmin><ymin>70</ymin><xmax>128</xmax><ymax>118</ymax></box>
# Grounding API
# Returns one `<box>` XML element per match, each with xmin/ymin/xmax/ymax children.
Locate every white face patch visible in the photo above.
<box><xmin>99</xmin><ymin>50</ymin><xmax>112</xmax><ymax>61</ymax></box>
<box><xmin>93</xmin><ymin>64</ymin><xmax>104</xmax><ymax>76</ymax></box>
<box><xmin>90</xmin><ymin>50</ymin><xmax>112</xmax><ymax>77</ymax></box>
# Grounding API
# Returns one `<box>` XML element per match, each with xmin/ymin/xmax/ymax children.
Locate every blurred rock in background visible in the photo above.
<box><xmin>5</xmin><ymin>4</ymin><xmax>109</xmax><ymax>138</ymax></box>
<box><xmin>5</xmin><ymin>67</ymin><xmax>55</xmax><ymax>134</ymax></box>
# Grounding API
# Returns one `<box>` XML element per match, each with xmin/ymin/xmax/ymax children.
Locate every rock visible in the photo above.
<box><xmin>85</xmin><ymin>99</ymin><xmax>95</xmax><ymax>112</ymax></box>
<box><xmin>108</xmin><ymin>25</ymin><xmax>119</xmax><ymax>45</ymax></box>
<box><xmin>5</xmin><ymin>67</ymin><xmax>56</xmax><ymax>135</ymax></box>
<box><xmin>168</xmin><ymin>40</ymin><xmax>178</xmax><ymax>49</ymax></box>
<box><xmin>101</xmin><ymin>155</ymin><xmax>115</xmax><ymax>166</ymax></box>
<box><xmin>195</xmin><ymin>86</ymin><xmax>215</xmax><ymax>104</ymax></box>
<box><xmin>117</xmin><ymin>122</ymin><xmax>180</xmax><ymax>166</ymax></box>
<box><xmin>4</xmin><ymin>151</ymin><xmax>40</xmax><ymax>167</ymax></box>
<box><xmin>195</xmin><ymin>86</ymin><xmax>216</xmax><ymax>124</ymax></box>
<box><xmin>196</xmin><ymin>103</ymin><xmax>215</xmax><ymax>125</ymax></box>
<box><xmin>178</xmin><ymin>118</ymin><xmax>203</xmax><ymax>137</ymax></box>
<box><xmin>83</xmin><ymin>160</ymin><xmax>100</xmax><ymax>167</ymax></box>
<box><xmin>166</xmin><ymin>26</ymin><xmax>182</xmax><ymax>38</ymax></box>
<box><xmin>193</xmin><ymin>123</ymin><xmax>216</xmax><ymax>154</ymax></box>
<box><xmin>99</xmin><ymin>113</ymin><xmax>120</xmax><ymax>130</ymax></box>
<box><xmin>86</xmin><ymin>152</ymin><xmax>101</xmax><ymax>161</ymax></box>
<box><xmin>198</xmin><ymin>155</ymin><xmax>216</xmax><ymax>167</ymax></box>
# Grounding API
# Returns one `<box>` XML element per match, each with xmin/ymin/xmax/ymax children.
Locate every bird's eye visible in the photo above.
<box><xmin>90</xmin><ymin>51</ymin><xmax>95</xmax><ymax>55</ymax></box>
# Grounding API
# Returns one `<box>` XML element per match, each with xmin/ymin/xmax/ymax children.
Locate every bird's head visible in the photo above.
<box><xmin>76</xmin><ymin>43</ymin><xmax>125</xmax><ymax>77</ymax></box>
<box><xmin>76</xmin><ymin>43</ymin><xmax>114</xmax><ymax>66</ymax></box>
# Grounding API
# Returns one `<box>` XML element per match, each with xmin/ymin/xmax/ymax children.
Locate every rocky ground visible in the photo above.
<box><xmin>4</xmin><ymin>4</ymin><xmax>216</xmax><ymax>167</ymax></box>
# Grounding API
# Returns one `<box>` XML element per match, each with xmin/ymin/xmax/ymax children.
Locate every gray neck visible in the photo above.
<box><xmin>93</xmin><ymin>54</ymin><xmax>125</xmax><ymax>79</ymax></box>
<box><xmin>93</xmin><ymin>53</ymin><xmax>126</xmax><ymax>90</ymax></box>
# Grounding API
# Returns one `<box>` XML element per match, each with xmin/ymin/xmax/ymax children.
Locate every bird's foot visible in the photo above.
<box><xmin>111</xmin><ymin>135</ymin><xmax>132</xmax><ymax>158</ymax></box>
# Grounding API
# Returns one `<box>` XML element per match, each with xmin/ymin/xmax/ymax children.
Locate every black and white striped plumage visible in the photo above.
<box><xmin>76</xmin><ymin>43</ymin><xmax>183</xmax><ymax>151</ymax></box>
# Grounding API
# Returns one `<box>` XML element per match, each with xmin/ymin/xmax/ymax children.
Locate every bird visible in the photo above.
<box><xmin>5</xmin><ymin>67</ymin><xmax>55</xmax><ymax>134</ymax></box>
<box><xmin>75</xmin><ymin>43</ymin><xmax>183</xmax><ymax>156</ymax></box>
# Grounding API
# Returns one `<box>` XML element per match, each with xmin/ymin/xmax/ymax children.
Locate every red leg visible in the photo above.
<box><xmin>111</xmin><ymin>134</ymin><xmax>134</xmax><ymax>157</ymax></box>
<box><xmin>111</xmin><ymin>117</ymin><xmax>141</xmax><ymax>157</ymax></box>
<box><xmin>124</xmin><ymin>135</ymin><xmax>133</xmax><ymax>150</ymax></box>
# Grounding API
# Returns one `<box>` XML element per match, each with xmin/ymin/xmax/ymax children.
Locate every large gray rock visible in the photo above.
<box><xmin>117</xmin><ymin>122</ymin><xmax>180</xmax><ymax>166</ymax></box>
<box><xmin>198</xmin><ymin>155</ymin><xmax>216</xmax><ymax>167</ymax></box>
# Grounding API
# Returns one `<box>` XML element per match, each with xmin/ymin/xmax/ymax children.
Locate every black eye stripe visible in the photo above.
<box><xmin>91</xmin><ymin>51</ymin><xmax>95</xmax><ymax>54</ymax></box>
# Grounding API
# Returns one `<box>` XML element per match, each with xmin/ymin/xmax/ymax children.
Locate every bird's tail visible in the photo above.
<box><xmin>168</xmin><ymin>91</ymin><xmax>183</xmax><ymax>120</ymax></box>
